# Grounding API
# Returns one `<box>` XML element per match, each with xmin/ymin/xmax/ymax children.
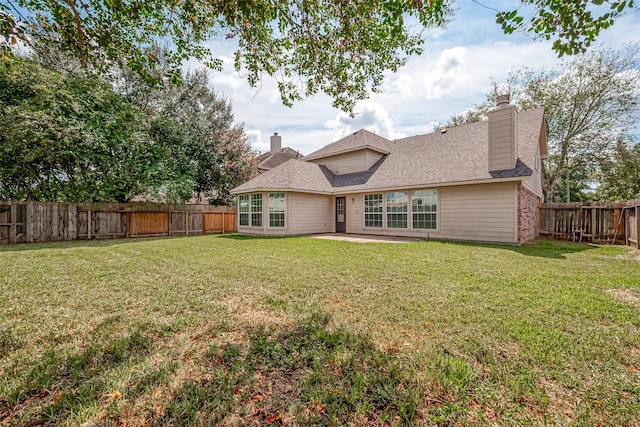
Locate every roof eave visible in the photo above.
<box><xmin>330</xmin><ymin>176</ymin><xmax>528</xmax><ymax>195</ymax></box>
<box><xmin>231</xmin><ymin>188</ymin><xmax>333</xmax><ymax>196</ymax></box>
<box><xmin>539</xmin><ymin>115</ymin><xmax>549</xmax><ymax>159</ymax></box>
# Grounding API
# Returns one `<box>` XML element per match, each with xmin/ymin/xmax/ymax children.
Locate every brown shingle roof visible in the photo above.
<box><xmin>232</xmin><ymin>159</ymin><xmax>333</xmax><ymax>194</ymax></box>
<box><xmin>303</xmin><ymin>129</ymin><xmax>392</xmax><ymax>160</ymax></box>
<box><xmin>257</xmin><ymin>147</ymin><xmax>302</xmax><ymax>170</ymax></box>
<box><xmin>232</xmin><ymin>107</ymin><xmax>545</xmax><ymax>195</ymax></box>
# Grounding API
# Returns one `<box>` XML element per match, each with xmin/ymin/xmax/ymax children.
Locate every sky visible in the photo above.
<box><xmin>196</xmin><ymin>2</ymin><xmax>640</xmax><ymax>156</ymax></box>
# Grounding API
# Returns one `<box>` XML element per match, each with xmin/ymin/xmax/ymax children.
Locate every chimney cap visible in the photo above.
<box><xmin>496</xmin><ymin>94</ymin><xmax>510</xmax><ymax>108</ymax></box>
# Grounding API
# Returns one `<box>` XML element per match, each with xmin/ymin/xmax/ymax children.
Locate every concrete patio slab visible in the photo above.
<box><xmin>308</xmin><ymin>233</ymin><xmax>424</xmax><ymax>243</ymax></box>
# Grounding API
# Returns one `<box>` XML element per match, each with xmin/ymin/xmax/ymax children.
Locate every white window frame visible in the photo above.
<box><xmin>364</xmin><ymin>193</ymin><xmax>383</xmax><ymax>228</ymax></box>
<box><xmin>268</xmin><ymin>192</ymin><xmax>286</xmax><ymax>227</ymax></box>
<box><xmin>411</xmin><ymin>189</ymin><xmax>438</xmax><ymax>230</ymax></box>
<box><xmin>239</xmin><ymin>194</ymin><xmax>250</xmax><ymax>226</ymax></box>
<box><xmin>386</xmin><ymin>191</ymin><xmax>408</xmax><ymax>228</ymax></box>
<box><xmin>250</xmin><ymin>193</ymin><xmax>263</xmax><ymax>227</ymax></box>
<box><xmin>238</xmin><ymin>193</ymin><xmax>264</xmax><ymax>227</ymax></box>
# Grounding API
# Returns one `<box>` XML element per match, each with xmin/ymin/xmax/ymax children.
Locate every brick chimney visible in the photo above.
<box><xmin>270</xmin><ymin>132</ymin><xmax>282</xmax><ymax>153</ymax></box>
<box><xmin>488</xmin><ymin>95</ymin><xmax>518</xmax><ymax>171</ymax></box>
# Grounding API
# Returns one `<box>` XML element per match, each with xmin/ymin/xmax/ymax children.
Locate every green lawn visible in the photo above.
<box><xmin>0</xmin><ymin>235</ymin><xmax>639</xmax><ymax>426</ymax></box>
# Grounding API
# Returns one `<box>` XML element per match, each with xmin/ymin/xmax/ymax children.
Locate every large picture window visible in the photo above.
<box><xmin>251</xmin><ymin>193</ymin><xmax>263</xmax><ymax>227</ymax></box>
<box><xmin>269</xmin><ymin>193</ymin><xmax>285</xmax><ymax>227</ymax></box>
<box><xmin>364</xmin><ymin>193</ymin><xmax>383</xmax><ymax>227</ymax></box>
<box><xmin>386</xmin><ymin>191</ymin><xmax>408</xmax><ymax>228</ymax></box>
<box><xmin>412</xmin><ymin>190</ymin><xmax>437</xmax><ymax>229</ymax></box>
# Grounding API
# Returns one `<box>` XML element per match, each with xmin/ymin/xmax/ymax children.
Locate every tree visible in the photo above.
<box><xmin>0</xmin><ymin>45</ymin><xmax>256</xmax><ymax>203</ymax></box>
<box><xmin>0</xmin><ymin>56</ymin><xmax>173</xmax><ymax>202</ymax></box>
<box><xmin>493</xmin><ymin>0</ymin><xmax>637</xmax><ymax>56</ymax></box>
<box><xmin>197</xmin><ymin>127</ymin><xmax>257</xmax><ymax>205</ymax></box>
<box><xmin>1</xmin><ymin>1</ymin><xmax>635</xmax><ymax>112</ymax></box>
<box><xmin>435</xmin><ymin>46</ymin><xmax>640</xmax><ymax>201</ymax></box>
<box><xmin>549</xmin><ymin>157</ymin><xmax>596</xmax><ymax>202</ymax></box>
<box><xmin>595</xmin><ymin>139</ymin><xmax>640</xmax><ymax>201</ymax></box>
<box><xmin>120</xmin><ymin>67</ymin><xmax>258</xmax><ymax>203</ymax></box>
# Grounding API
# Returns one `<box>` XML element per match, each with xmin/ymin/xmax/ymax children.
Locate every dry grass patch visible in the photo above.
<box><xmin>606</xmin><ymin>288</ymin><xmax>640</xmax><ymax>310</ymax></box>
<box><xmin>218</xmin><ymin>294</ymin><xmax>295</xmax><ymax>328</ymax></box>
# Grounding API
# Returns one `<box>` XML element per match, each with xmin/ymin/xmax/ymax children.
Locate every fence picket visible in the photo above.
<box><xmin>538</xmin><ymin>200</ymin><xmax>639</xmax><ymax>245</ymax></box>
<box><xmin>0</xmin><ymin>201</ymin><xmax>237</xmax><ymax>245</ymax></box>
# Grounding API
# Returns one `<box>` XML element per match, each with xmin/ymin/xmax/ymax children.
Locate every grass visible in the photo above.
<box><xmin>0</xmin><ymin>235</ymin><xmax>639</xmax><ymax>426</ymax></box>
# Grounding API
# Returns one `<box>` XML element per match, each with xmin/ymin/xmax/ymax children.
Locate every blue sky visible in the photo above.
<box><xmin>199</xmin><ymin>2</ymin><xmax>640</xmax><ymax>155</ymax></box>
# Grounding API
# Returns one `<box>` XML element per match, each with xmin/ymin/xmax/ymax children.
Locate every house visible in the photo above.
<box><xmin>255</xmin><ymin>132</ymin><xmax>303</xmax><ymax>172</ymax></box>
<box><xmin>231</xmin><ymin>96</ymin><xmax>547</xmax><ymax>244</ymax></box>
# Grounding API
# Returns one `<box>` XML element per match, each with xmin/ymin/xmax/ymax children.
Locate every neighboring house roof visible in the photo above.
<box><xmin>232</xmin><ymin>107</ymin><xmax>545</xmax><ymax>195</ymax></box>
<box><xmin>256</xmin><ymin>147</ymin><xmax>302</xmax><ymax>171</ymax></box>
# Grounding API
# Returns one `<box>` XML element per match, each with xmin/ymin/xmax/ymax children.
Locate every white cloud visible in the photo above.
<box><xmin>180</xmin><ymin>3</ymin><xmax>639</xmax><ymax>156</ymax></box>
<box><xmin>424</xmin><ymin>47</ymin><xmax>468</xmax><ymax>100</ymax></box>
<box><xmin>384</xmin><ymin>71</ymin><xmax>417</xmax><ymax>99</ymax></box>
<box><xmin>244</xmin><ymin>129</ymin><xmax>270</xmax><ymax>154</ymax></box>
<box><xmin>324</xmin><ymin>100</ymin><xmax>406</xmax><ymax>141</ymax></box>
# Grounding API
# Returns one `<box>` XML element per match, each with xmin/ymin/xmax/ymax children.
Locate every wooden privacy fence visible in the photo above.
<box><xmin>538</xmin><ymin>198</ymin><xmax>640</xmax><ymax>248</ymax></box>
<box><xmin>0</xmin><ymin>201</ymin><xmax>237</xmax><ymax>245</ymax></box>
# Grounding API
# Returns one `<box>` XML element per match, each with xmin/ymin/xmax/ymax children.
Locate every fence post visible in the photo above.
<box><xmin>25</xmin><ymin>202</ymin><xmax>33</xmax><ymax>243</ymax></box>
<box><xmin>87</xmin><ymin>209</ymin><xmax>92</xmax><ymax>240</ymax></box>
<box><xmin>222</xmin><ymin>212</ymin><xmax>225</xmax><ymax>234</ymax></box>
<box><xmin>636</xmin><ymin>206</ymin><xmax>640</xmax><ymax>249</ymax></box>
<box><xmin>126</xmin><ymin>212</ymin><xmax>131</xmax><ymax>238</ymax></box>
<box><xmin>68</xmin><ymin>204</ymin><xmax>77</xmax><ymax>240</ymax></box>
<box><xmin>185</xmin><ymin>211</ymin><xmax>189</xmax><ymax>235</ymax></box>
<box><xmin>9</xmin><ymin>202</ymin><xmax>17</xmax><ymax>244</ymax></box>
<box><xmin>51</xmin><ymin>203</ymin><xmax>59</xmax><ymax>242</ymax></box>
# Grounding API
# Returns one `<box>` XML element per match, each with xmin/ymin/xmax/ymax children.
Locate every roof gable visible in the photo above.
<box><xmin>319</xmin><ymin>155</ymin><xmax>387</xmax><ymax>187</ymax></box>
<box><xmin>303</xmin><ymin>129</ymin><xmax>392</xmax><ymax>161</ymax></box>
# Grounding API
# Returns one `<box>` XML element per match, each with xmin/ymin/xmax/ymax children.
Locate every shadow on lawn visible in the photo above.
<box><xmin>0</xmin><ymin>233</ymin><xmax>291</xmax><ymax>252</ymax></box>
<box><xmin>0</xmin><ymin>233</ymin><xmax>599</xmax><ymax>261</ymax></box>
<box><xmin>219</xmin><ymin>234</ymin><xmax>599</xmax><ymax>259</ymax></box>
<box><xmin>0</xmin><ymin>326</ymin><xmax>164</xmax><ymax>426</ymax></box>
<box><xmin>1</xmin><ymin>313</ymin><xmax>470</xmax><ymax>426</ymax></box>
<box><xmin>423</xmin><ymin>238</ymin><xmax>598</xmax><ymax>259</ymax></box>
<box><xmin>148</xmin><ymin>313</ymin><xmax>426</xmax><ymax>426</ymax></box>
<box><xmin>216</xmin><ymin>234</ymin><xmax>290</xmax><ymax>241</ymax></box>
<box><xmin>0</xmin><ymin>234</ymin><xmax>214</xmax><ymax>252</ymax></box>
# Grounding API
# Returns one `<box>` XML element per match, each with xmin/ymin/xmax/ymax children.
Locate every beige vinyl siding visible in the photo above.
<box><xmin>439</xmin><ymin>182</ymin><xmax>517</xmax><ymax>243</ymax></box>
<box><xmin>288</xmin><ymin>192</ymin><xmax>333</xmax><ymax>235</ymax></box>
<box><xmin>488</xmin><ymin>107</ymin><xmax>518</xmax><ymax>171</ymax></box>
<box><xmin>308</xmin><ymin>149</ymin><xmax>383</xmax><ymax>175</ymax></box>
<box><xmin>346</xmin><ymin>194</ymin><xmax>365</xmax><ymax>234</ymax></box>
<box><xmin>343</xmin><ymin>182</ymin><xmax>518</xmax><ymax>243</ymax></box>
<box><xmin>521</xmin><ymin>146</ymin><xmax>544</xmax><ymax>199</ymax></box>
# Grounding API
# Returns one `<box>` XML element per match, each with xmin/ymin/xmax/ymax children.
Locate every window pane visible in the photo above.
<box><xmin>251</xmin><ymin>193</ymin><xmax>262</xmax><ymax>227</ymax></box>
<box><xmin>239</xmin><ymin>195</ymin><xmax>249</xmax><ymax>226</ymax></box>
<box><xmin>364</xmin><ymin>193</ymin><xmax>382</xmax><ymax>227</ymax></box>
<box><xmin>269</xmin><ymin>192</ymin><xmax>285</xmax><ymax>227</ymax></box>
<box><xmin>412</xmin><ymin>190</ymin><xmax>437</xmax><ymax>229</ymax></box>
<box><xmin>387</xmin><ymin>191</ymin><xmax>407</xmax><ymax>228</ymax></box>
